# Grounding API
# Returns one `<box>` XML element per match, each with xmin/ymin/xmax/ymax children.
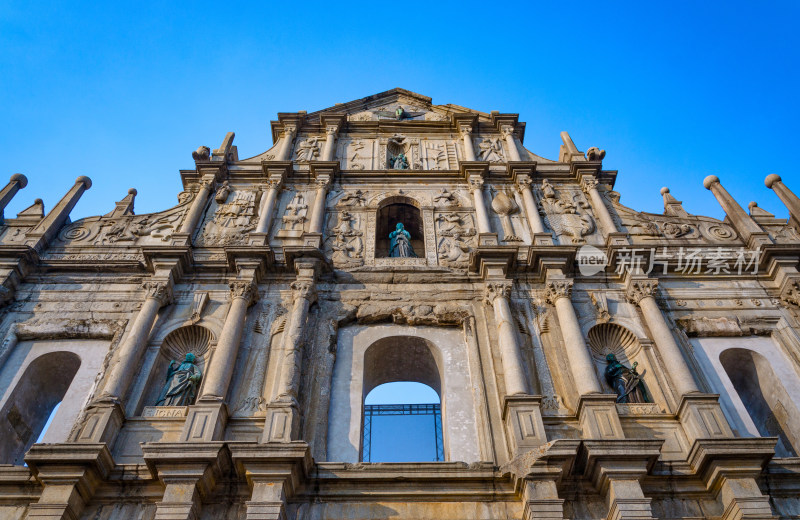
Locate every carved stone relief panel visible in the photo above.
<box><xmin>275</xmin><ymin>191</ymin><xmax>308</xmax><ymax>239</ymax></box>
<box><xmin>325</xmin><ymin>210</ymin><xmax>364</xmax><ymax>268</ymax></box>
<box><xmin>537</xmin><ymin>180</ymin><xmax>597</xmax><ymax>245</ymax></box>
<box><xmin>435</xmin><ymin>211</ymin><xmax>476</xmax><ymax>268</ymax></box>
<box><xmin>340</xmin><ymin>138</ymin><xmax>374</xmax><ymax>170</ymax></box>
<box><xmin>195</xmin><ymin>189</ymin><xmax>259</xmax><ymax>246</ymax></box>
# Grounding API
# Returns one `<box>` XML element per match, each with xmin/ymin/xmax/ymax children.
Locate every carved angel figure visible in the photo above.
<box><xmin>477</xmin><ymin>138</ymin><xmax>505</xmax><ymax>162</ymax></box>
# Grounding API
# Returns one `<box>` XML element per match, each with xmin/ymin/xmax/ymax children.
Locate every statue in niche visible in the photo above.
<box><xmin>155</xmin><ymin>353</ymin><xmax>203</xmax><ymax>406</ymax></box>
<box><xmin>391</xmin><ymin>152</ymin><xmax>409</xmax><ymax>170</ymax></box>
<box><xmin>604</xmin><ymin>354</ymin><xmax>651</xmax><ymax>404</ymax></box>
<box><xmin>389</xmin><ymin>223</ymin><xmax>417</xmax><ymax>258</ymax></box>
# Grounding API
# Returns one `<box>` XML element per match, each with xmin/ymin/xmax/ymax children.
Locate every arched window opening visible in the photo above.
<box><xmin>0</xmin><ymin>352</ymin><xmax>80</xmax><ymax>465</ymax></box>
<box><xmin>720</xmin><ymin>348</ymin><xmax>798</xmax><ymax>457</ymax></box>
<box><xmin>375</xmin><ymin>200</ymin><xmax>424</xmax><ymax>258</ymax></box>
<box><xmin>361</xmin><ymin>336</ymin><xmax>444</xmax><ymax>462</ymax></box>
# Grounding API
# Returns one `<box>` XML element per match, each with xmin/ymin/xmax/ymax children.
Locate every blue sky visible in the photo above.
<box><xmin>2</xmin><ymin>1</ymin><xmax>798</xmax><ymax>222</ymax></box>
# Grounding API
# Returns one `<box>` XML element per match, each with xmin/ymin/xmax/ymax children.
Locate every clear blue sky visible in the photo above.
<box><xmin>2</xmin><ymin>1</ymin><xmax>798</xmax><ymax>222</ymax></box>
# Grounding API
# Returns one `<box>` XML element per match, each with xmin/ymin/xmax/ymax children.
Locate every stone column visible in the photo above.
<box><xmin>102</xmin><ymin>281</ymin><xmax>173</xmax><ymax>401</ymax></box>
<box><xmin>485</xmin><ymin>281</ymin><xmax>528</xmax><ymax>395</ymax></box>
<box><xmin>501</xmin><ymin>125</ymin><xmax>522</xmax><ymax>161</ymax></box>
<box><xmin>264</xmin><ymin>262</ymin><xmax>318</xmax><ymax>442</ymax></box>
<box><xmin>322</xmin><ymin>124</ymin><xmax>338</xmax><ymax>161</ymax></box>
<box><xmin>274</xmin><ymin>280</ymin><xmax>316</xmax><ymax>403</ymax></box>
<box><xmin>545</xmin><ymin>279</ymin><xmax>602</xmax><ymax>396</ymax></box>
<box><xmin>516</xmin><ymin>177</ymin><xmax>546</xmax><ymax>234</ymax></box>
<box><xmin>581</xmin><ymin>176</ymin><xmax>618</xmax><ymax>237</ymax></box>
<box><xmin>200</xmin><ymin>280</ymin><xmax>258</xmax><ymax>401</ymax></box>
<box><xmin>766</xmin><ymin>174</ymin><xmax>800</xmax><ymax>227</ymax></box>
<box><xmin>626</xmin><ymin>278</ymin><xmax>700</xmax><ymax>398</ymax></box>
<box><xmin>0</xmin><ymin>173</ymin><xmax>27</xmax><ymax>222</ymax></box>
<box><xmin>178</xmin><ymin>175</ymin><xmax>214</xmax><ymax>234</ymax></box>
<box><xmin>254</xmin><ymin>178</ymin><xmax>283</xmax><ymax>234</ymax></box>
<box><xmin>460</xmin><ymin>125</ymin><xmax>476</xmax><ymax>161</ymax></box>
<box><xmin>469</xmin><ymin>177</ymin><xmax>492</xmax><ymax>233</ymax></box>
<box><xmin>307</xmin><ymin>177</ymin><xmax>331</xmax><ymax>234</ymax></box>
<box><xmin>278</xmin><ymin>125</ymin><xmax>297</xmax><ymax>161</ymax></box>
<box><xmin>704</xmin><ymin>175</ymin><xmax>770</xmax><ymax>247</ymax></box>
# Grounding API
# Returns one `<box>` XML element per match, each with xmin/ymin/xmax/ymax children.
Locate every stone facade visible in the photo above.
<box><xmin>0</xmin><ymin>88</ymin><xmax>799</xmax><ymax>519</ymax></box>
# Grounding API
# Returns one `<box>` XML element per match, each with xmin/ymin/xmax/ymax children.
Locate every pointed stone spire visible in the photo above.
<box><xmin>212</xmin><ymin>132</ymin><xmax>237</xmax><ymax>162</ymax></box>
<box><xmin>661</xmin><ymin>187</ymin><xmax>689</xmax><ymax>217</ymax></box>
<box><xmin>26</xmin><ymin>176</ymin><xmax>92</xmax><ymax>249</ymax></box>
<box><xmin>558</xmin><ymin>131</ymin><xmax>585</xmax><ymax>163</ymax></box>
<box><xmin>704</xmin><ymin>175</ymin><xmax>770</xmax><ymax>247</ymax></box>
<box><xmin>748</xmin><ymin>201</ymin><xmax>774</xmax><ymax>218</ymax></box>
<box><xmin>0</xmin><ymin>174</ymin><xmax>28</xmax><ymax>223</ymax></box>
<box><xmin>104</xmin><ymin>188</ymin><xmax>136</xmax><ymax>218</ymax></box>
<box><xmin>765</xmin><ymin>174</ymin><xmax>800</xmax><ymax>228</ymax></box>
<box><xmin>16</xmin><ymin>198</ymin><xmax>44</xmax><ymax>219</ymax></box>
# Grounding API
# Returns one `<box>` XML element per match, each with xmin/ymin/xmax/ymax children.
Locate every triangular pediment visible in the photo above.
<box><xmin>303</xmin><ymin>88</ymin><xmax>491</xmax><ymax>123</ymax></box>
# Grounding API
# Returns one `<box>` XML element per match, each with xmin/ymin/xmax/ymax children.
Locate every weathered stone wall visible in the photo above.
<box><xmin>0</xmin><ymin>89</ymin><xmax>798</xmax><ymax>519</ymax></box>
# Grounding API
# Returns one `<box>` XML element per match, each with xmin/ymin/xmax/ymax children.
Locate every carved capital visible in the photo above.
<box><xmin>545</xmin><ymin>280</ymin><xmax>573</xmax><ymax>304</ymax></box>
<box><xmin>468</xmin><ymin>178</ymin><xmax>484</xmax><ymax>193</ymax></box>
<box><xmin>142</xmin><ymin>281</ymin><xmax>173</xmax><ymax>306</ymax></box>
<box><xmin>283</xmin><ymin>125</ymin><xmax>297</xmax><ymax>138</ymax></box>
<box><xmin>291</xmin><ymin>280</ymin><xmax>317</xmax><ymax>304</ymax></box>
<box><xmin>198</xmin><ymin>178</ymin><xmax>214</xmax><ymax>192</ymax></box>
<box><xmin>459</xmin><ymin>125</ymin><xmax>473</xmax><ymax>137</ymax></box>
<box><xmin>500</xmin><ymin>125</ymin><xmax>515</xmax><ymax>138</ymax></box>
<box><xmin>485</xmin><ymin>281</ymin><xmax>513</xmax><ymax>304</ymax></box>
<box><xmin>516</xmin><ymin>177</ymin><xmax>532</xmax><ymax>193</ymax></box>
<box><xmin>626</xmin><ymin>278</ymin><xmax>659</xmax><ymax>305</ymax></box>
<box><xmin>264</xmin><ymin>178</ymin><xmax>283</xmax><ymax>191</ymax></box>
<box><xmin>781</xmin><ymin>280</ymin><xmax>800</xmax><ymax>308</ymax></box>
<box><xmin>326</xmin><ymin>125</ymin><xmax>339</xmax><ymax>136</ymax></box>
<box><xmin>580</xmin><ymin>177</ymin><xmax>599</xmax><ymax>195</ymax></box>
<box><xmin>229</xmin><ymin>280</ymin><xmax>258</xmax><ymax>305</ymax></box>
<box><xmin>315</xmin><ymin>177</ymin><xmax>331</xmax><ymax>191</ymax></box>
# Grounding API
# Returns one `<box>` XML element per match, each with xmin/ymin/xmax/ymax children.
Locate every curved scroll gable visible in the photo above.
<box><xmin>609</xmin><ymin>192</ymin><xmax>742</xmax><ymax>244</ymax></box>
<box><xmin>54</xmin><ymin>192</ymin><xmax>195</xmax><ymax>248</ymax></box>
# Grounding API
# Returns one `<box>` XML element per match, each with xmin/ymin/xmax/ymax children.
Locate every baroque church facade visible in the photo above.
<box><xmin>0</xmin><ymin>88</ymin><xmax>800</xmax><ymax>519</ymax></box>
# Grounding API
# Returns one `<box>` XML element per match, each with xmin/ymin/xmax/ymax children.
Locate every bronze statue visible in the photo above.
<box><xmin>389</xmin><ymin>222</ymin><xmax>417</xmax><ymax>258</ymax></box>
<box><xmin>604</xmin><ymin>353</ymin><xmax>651</xmax><ymax>403</ymax></box>
<box><xmin>390</xmin><ymin>152</ymin><xmax>409</xmax><ymax>170</ymax></box>
<box><xmin>156</xmin><ymin>353</ymin><xmax>203</xmax><ymax>406</ymax></box>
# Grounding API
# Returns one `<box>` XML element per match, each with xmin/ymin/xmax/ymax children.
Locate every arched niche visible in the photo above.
<box><xmin>138</xmin><ymin>325</ymin><xmax>215</xmax><ymax>412</ymax></box>
<box><xmin>586</xmin><ymin>322</ymin><xmax>667</xmax><ymax>407</ymax></box>
<box><xmin>374</xmin><ymin>196</ymin><xmax>424</xmax><ymax>258</ymax></box>
<box><xmin>363</xmin><ymin>336</ymin><xmax>442</xmax><ymax>398</ymax></box>
<box><xmin>0</xmin><ymin>351</ymin><xmax>80</xmax><ymax>464</ymax></box>
<box><xmin>328</xmin><ymin>324</ymin><xmax>481</xmax><ymax>463</ymax></box>
<box><xmin>719</xmin><ymin>348</ymin><xmax>799</xmax><ymax>457</ymax></box>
